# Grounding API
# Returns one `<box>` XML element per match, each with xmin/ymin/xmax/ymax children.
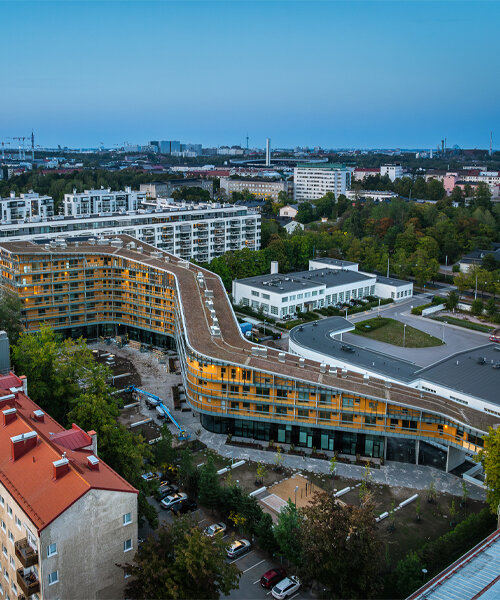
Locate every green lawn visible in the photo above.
<box><xmin>353</xmin><ymin>317</ymin><xmax>444</xmax><ymax>348</ymax></box>
<box><xmin>432</xmin><ymin>315</ymin><xmax>494</xmax><ymax>333</ymax></box>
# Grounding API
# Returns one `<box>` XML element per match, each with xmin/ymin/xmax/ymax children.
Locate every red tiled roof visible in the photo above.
<box><xmin>0</xmin><ymin>373</ymin><xmax>137</xmax><ymax>533</ymax></box>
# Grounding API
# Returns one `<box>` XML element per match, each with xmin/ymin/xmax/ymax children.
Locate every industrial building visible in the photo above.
<box><xmin>0</xmin><ymin>236</ymin><xmax>493</xmax><ymax>473</ymax></box>
<box><xmin>139</xmin><ymin>179</ymin><xmax>213</xmax><ymax>199</ymax></box>
<box><xmin>0</xmin><ymin>370</ymin><xmax>137</xmax><ymax>599</ymax></box>
<box><xmin>293</xmin><ymin>164</ymin><xmax>351</xmax><ymax>202</ymax></box>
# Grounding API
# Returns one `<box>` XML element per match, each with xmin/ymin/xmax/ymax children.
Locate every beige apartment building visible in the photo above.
<box><xmin>0</xmin><ymin>372</ymin><xmax>138</xmax><ymax>600</ymax></box>
<box><xmin>220</xmin><ymin>177</ymin><xmax>289</xmax><ymax>200</ymax></box>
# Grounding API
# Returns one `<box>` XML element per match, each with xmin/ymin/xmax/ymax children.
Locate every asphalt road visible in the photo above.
<box><xmin>344</xmin><ymin>295</ymin><xmax>490</xmax><ymax>368</ymax></box>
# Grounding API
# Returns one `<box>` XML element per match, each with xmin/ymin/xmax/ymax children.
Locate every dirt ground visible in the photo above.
<box><xmin>267</xmin><ymin>474</ymin><xmax>323</xmax><ymax>509</ymax></box>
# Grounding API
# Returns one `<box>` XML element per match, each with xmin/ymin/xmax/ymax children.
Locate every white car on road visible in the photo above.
<box><xmin>272</xmin><ymin>575</ymin><xmax>301</xmax><ymax>599</ymax></box>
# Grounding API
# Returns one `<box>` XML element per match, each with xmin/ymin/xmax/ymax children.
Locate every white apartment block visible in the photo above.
<box><xmin>293</xmin><ymin>164</ymin><xmax>351</xmax><ymax>202</ymax></box>
<box><xmin>219</xmin><ymin>177</ymin><xmax>289</xmax><ymax>201</ymax></box>
<box><xmin>0</xmin><ymin>201</ymin><xmax>260</xmax><ymax>263</ymax></box>
<box><xmin>346</xmin><ymin>190</ymin><xmax>398</xmax><ymax>202</ymax></box>
<box><xmin>0</xmin><ymin>192</ymin><xmax>54</xmax><ymax>223</ymax></box>
<box><xmin>0</xmin><ymin>372</ymin><xmax>137</xmax><ymax>600</ymax></box>
<box><xmin>380</xmin><ymin>164</ymin><xmax>403</xmax><ymax>182</ymax></box>
<box><xmin>63</xmin><ymin>187</ymin><xmax>146</xmax><ymax>216</ymax></box>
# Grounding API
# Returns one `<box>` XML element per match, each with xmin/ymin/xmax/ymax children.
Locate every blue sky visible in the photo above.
<box><xmin>1</xmin><ymin>1</ymin><xmax>499</xmax><ymax>149</ymax></box>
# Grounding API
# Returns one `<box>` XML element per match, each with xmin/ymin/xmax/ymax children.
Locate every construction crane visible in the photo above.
<box><xmin>9</xmin><ymin>136</ymin><xmax>28</xmax><ymax>161</ymax></box>
<box><xmin>0</xmin><ymin>141</ymin><xmax>10</xmax><ymax>160</ymax></box>
<box><xmin>123</xmin><ymin>385</ymin><xmax>190</xmax><ymax>441</ymax></box>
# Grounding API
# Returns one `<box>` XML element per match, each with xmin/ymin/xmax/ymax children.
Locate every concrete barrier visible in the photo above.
<box><xmin>422</xmin><ymin>304</ymin><xmax>446</xmax><ymax>316</ymax></box>
<box><xmin>335</xmin><ymin>487</ymin><xmax>351</xmax><ymax>497</ymax></box>
<box><xmin>376</xmin><ymin>511</ymin><xmax>389</xmax><ymax>522</ymax></box>
<box><xmin>230</xmin><ymin>460</ymin><xmax>246</xmax><ymax>469</ymax></box>
<box><xmin>249</xmin><ymin>487</ymin><xmax>267</xmax><ymax>497</ymax></box>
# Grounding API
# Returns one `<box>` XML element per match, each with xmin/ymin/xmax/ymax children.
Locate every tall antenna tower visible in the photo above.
<box><xmin>246</xmin><ymin>133</ymin><xmax>249</xmax><ymax>150</ymax></box>
<box><xmin>31</xmin><ymin>130</ymin><xmax>35</xmax><ymax>161</ymax></box>
<box><xmin>490</xmin><ymin>131</ymin><xmax>493</xmax><ymax>156</ymax></box>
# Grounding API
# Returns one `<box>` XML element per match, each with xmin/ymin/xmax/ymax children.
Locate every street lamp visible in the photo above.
<box><xmin>378</xmin><ymin>298</ymin><xmax>381</xmax><ymax>316</ymax></box>
<box><xmin>403</xmin><ymin>323</ymin><xmax>407</xmax><ymax>348</ymax></box>
<box><xmin>294</xmin><ymin>485</ymin><xmax>299</xmax><ymax>506</ymax></box>
<box><xmin>442</xmin><ymin>321</ymin><xmax>446</xmax><ymax>343</ymax></box>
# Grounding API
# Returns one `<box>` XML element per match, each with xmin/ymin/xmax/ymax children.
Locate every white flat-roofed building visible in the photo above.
<box><xmin>346</xmin><ymin>190</ymin><xmax>398</xmax><ymax>202</ymax></box>
<box><xmin>380</xmin><ymin>164</ymin><xmax>403</xmax><ymax>182</ymax></box>
<box><xmin>1</xmin><ymin>191</ymin><xmax>54</xmax><ymax>223</ymax></box>
<box><xmin>63</xmin><ymin>187</ymin><xmax>146</xmax><ymax>216</ymax></box>
<box><xmin>308</xmin><ymin>258</ymin><xmax>359</xmax><ymax>272</ymax></box>
<box><xmin>0</xmin><ymin>201</ymin><xmax>260</xmax><ymax>263</ymax></box>
<box><xmin>219</xmin><ymin>177</ymin><xmax>289</xmax><ymax>200</ymax></box>
<box><xmin>373</xmin><ymin>275</ymin><xmax>413</xmax><ymax>302</ymax></box>
<box><xmin>233</xmin><ymin>267</ymin><xmax>376</xmax><ymax>319</ymax></box>
<box><xmin>293</xmin><ymin>164</ymin><xmax>351</xmax><ymax>202</ymax></box>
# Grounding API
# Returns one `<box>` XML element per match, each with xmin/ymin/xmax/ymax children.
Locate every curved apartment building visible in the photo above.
<box><xmin>0</xmin><ymin>236</ymin><xmax>496</xmax><ymax>470</ymax></box>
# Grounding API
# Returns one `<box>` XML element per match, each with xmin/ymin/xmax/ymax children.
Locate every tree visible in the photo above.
<box><xmin>427</xmin><ymin>480</ymin><xmax>437</xmax><ymax>503</ymax></box>
<box><xmin>122</xmin><ymin>517</ymin><xmax>241</xmax><ymax>599</ymax></box>
<box><xmin>0</xmin><ymin>290</ymin><xmax>23</xmax><ymax>345</ymax></box>
<box><xmin>178</xmin><ymin>449</ymin><xmax>199</xmax><ymax>498</ymax></box>
<box><xmin>446</xmin><ymin>290</ymin><xmax>459</xmax><ymax>311</ymax></box>
<box><xmin>394</xmin><ymin>551</ymin><xmax>425</xmax><ymax>598</ymax></box>
<box><xmin>478</xmin><ymin>427</ymin><xmax>500</xmax><ymax>514</ymax></box>
<box><xmin>274</xmin><ymin>499</ymin><xmax>304</xmax><ymax>566</ymax></box>
<box><xmin>153</xmin><ymin>424</ymin><xmax>176</xmax><ymax>472</ymax></box>
<box><xmin>295</xmin><ymin>202</ymin><xmax>315</xmax><ymax>224</ymax></box>
<box><xmin>12</xmin><ymin>324</ymin><xmax>100</xmax><ymax>422</ymax></box>
<box><xmin>300</xmin><ymin>492</ymin><xmax>382</xmax><ymax>598</ymax></box>
<box><xmin>329</xmin><ymin>456</ymin><xmax>337</xmax><ymax>488</ymax></box>
<box><xmin>198</xmin><ymin>456</ymin><xmax>220</xmax><ymax>510</ymax></box>
<box><xmin>471</xmin><ymin>299</ymin><xmax>484</xmax><ymax>316</ymax></box>
<box><xmin>486</xmin><ymin>297</ymin><xmax>497</xmax><ymax>319</ymax></box>
<box><xmin>256</xmin><ymin>462</ymin><xmax>267</xmax><ymax>485</ymax></box>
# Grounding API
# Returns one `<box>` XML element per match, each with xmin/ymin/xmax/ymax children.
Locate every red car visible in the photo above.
<box><xmin>260</xmin><ymin>567</ymin><xmax>287</xmax><ymax>589</ymax></box>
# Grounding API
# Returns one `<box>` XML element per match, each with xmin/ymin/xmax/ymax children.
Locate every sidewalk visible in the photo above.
<box><xmin>198</xmin><ymin>430</ymin><xmax>486</xmax><ymax>501</ymax></box>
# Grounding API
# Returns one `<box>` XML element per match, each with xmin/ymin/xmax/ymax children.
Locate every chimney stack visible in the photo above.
<box><xmin>87</xmin><ymin>455</ymin><xmax>100</xmax><ymax>470</ymax></box>
<box><xmin>3</xmin><ymin>408</ymin><xmax>17</xmax><ymax>426</ymax></box>
<box><xmin>11</xmin><ymin>431</ymin><xmax>37</xmax><ymax>461</ymax></box>
<box><xmin>53</xmin><ymin>457</ymin><xmax>70</xmax><ymax>480</ymax></box>
<box><xmin>88</xmin><ymin>430</ymin><xmax>97</xmax><ymax>456</ymax></box>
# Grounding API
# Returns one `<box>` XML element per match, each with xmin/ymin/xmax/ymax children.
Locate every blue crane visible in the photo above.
<box><xmin>124</xmin><ymin>385</ymin><xmax>190</xmax><ymax>441</ymax></box>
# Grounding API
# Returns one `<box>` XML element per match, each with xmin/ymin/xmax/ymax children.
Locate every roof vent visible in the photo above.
<box><xmin>278</xmin><ymin>352</ymin><xmax>285</xmax><ymax>363</ymax></box>
<box><xmin>320</xmin><ymin>363</ymin><xmax>327</xmax><ymax>374</ymax></box>
<box><xmin>3</xmin><ymin>407</ymin><xmax>17</xmax><ymax>426</ymax></box>
<box><xmin>53</xmin><ymin>457</ymin><xmax>70</xmax><ymax>479</ymax></box>
<box><xmin>11</xmin><ymin>431</ymin><xmax>38</xmax><ymax>461</ymax></box>
<box><xmin>33</xmin><ymin>409</ymin><xmax>45</xmax><ymax>422</ymax></box>
<box><xmin>299</xmin><ymin>358</ymin><xmax>305</xmax><ymax>368</ymax></box>
<box><xmin>87</xmin><ymin>455</ymin><xmax>100</xmax><ymax>470</ymax></box>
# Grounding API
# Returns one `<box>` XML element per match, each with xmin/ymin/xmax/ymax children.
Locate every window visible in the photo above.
<box><xmin>2</xmin><ymin>545</ymin><xmax>6</xmax><ymax>557</ymax></box>
<box><xmin>1</xmin><ymin>521</ymin><xmax>5</xmax><ymax>533</ymax></box>
<box><xmin>15</xmin><ymin>518</ymin><xmax>21</xmax><ymax>531</ymax></box>
<box><xmin>123</xmin><ymin>513</ymin><xmax>132</xmax><ymax>526</ymax></box>
<box><xmin>7</xmin><ymin>531</ymin><xmax>13</xmax><ymax>544</ymax></box>
<box><xmin>124</xmin><ymin>539</ymin><xmax>133</xmax><ymax>552</ymax></box>
<box><xmin>0</xmin><ymin>497</ymin><xmax>3</xmax><ymax>508</ymax></box>
<box><xmin>47</xmin><ymin>543</ymin><xmax>57</xmax><ymax>557</ymax></box>
<box><xmin>297</xmin><ymin>409</ymin><xmax>309</xmax><ymax>418</ymax></box>
<box><xmin>10</xmin><ymin>583</ymin><xmax>16</xmax><ymax>596</ymax></box>
<box><xmin>48</xmin><ymin>571</ymin><xmax>59</xmax><ymax>585</ymax></box>
<box><xmin>6</xmin><ymin>507</ymin><xmax>11</xmax><ymax>519</ymax></box>
<box><xmin>342</xmin><ymin>414</ymin><xmax>354</xmax><ymax>423</ymax></box>
<box><xmin>8</xmin><ymin>557</ymin><xmax>13</xmax><ymax>570</ymax></box>
<box><xmin>251</xmin><ymin>291</ymin><xmax>259</xmax><ymax>297</ymax></box>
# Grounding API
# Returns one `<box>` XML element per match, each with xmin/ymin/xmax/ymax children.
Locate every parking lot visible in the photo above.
<box><xmin>140</xmin><ymin>494</ymin><xmax>315</xmax><ymax>600</ymax></box>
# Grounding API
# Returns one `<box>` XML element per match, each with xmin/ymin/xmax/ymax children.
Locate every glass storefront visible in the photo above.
<box><xmin>201</xmin><ymin>414</ymin><xmax>385</xmax><ymax>459</ymax></box>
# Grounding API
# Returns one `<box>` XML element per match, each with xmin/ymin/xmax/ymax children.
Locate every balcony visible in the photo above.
<box><xmin>15</xmin><ymin>539</ymin><xmax>38</xmax><ymax>568</ymax></box>
<box><xmin>17</xmin><ymin>568</ymin><xmax>40</xmax><ymax>597</ymax></box>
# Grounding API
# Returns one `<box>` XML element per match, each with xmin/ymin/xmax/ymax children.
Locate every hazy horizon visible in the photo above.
<box><xmin>2</xmin><ymin>1</ymin><xmax>498</xmax><ymax>150</ymax></box>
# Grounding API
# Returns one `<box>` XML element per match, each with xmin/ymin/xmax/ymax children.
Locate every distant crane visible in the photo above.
<box><xmin>0</xmin><ymin>141</ymin><xmax>10</xmax><ymax>160</ymax></box>
<box><xmin>9</xmin><ymin>136</ymin><xmax>28</xmax><ymax>160</ymax></box>
<box><xmin>246</xmin><ymin>133</ymin><xmax>249</xmax><ymax>149</ymax></box>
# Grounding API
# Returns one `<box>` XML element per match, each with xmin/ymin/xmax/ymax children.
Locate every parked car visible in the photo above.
<box><xmin>260</xmin><ymin>567</ymin><xmax>287</xmax><ymax>589</ymax></box>
<box><xmin>160</xmin><ymin>492</ymin><xmax>187</xmax><ymax>509</ymax></box>
<box><xmin>141</xmin><ymin>471</ymin><xmax>162</xmax><ymax>481</ymax></box>
<box><xmin>226</xmin><ymin>539</ymin><xmax>251</xmax><ymax>559</ymax></box>
<box><xmin>271</xmin><ymin>576</ymin><xmax>301</xmax><ymax>599</ymax></box>
<box><xmin>204</xmin><ymin>522</ymin><xmax>227</xmax><ymax>538</ymax></box>
<box><xmin>158</xmin><ymin>483</ymin><xmax>179</xmax><ymax>497</ymax></box>
<box><xmin>171</xmin><ymin>498</ymin><xmax>197</xmax><ymax>515</ymax></box>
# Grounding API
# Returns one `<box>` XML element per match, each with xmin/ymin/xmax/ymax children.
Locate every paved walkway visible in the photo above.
<box><xmin>198</xmin><ymin>430</ymin><xmax>486</xmax><ymax>500</ymax></box>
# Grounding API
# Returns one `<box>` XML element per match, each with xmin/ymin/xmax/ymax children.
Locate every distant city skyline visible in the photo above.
<box><xmin>2</xmin><ymin>1</ymin><xmax>498</xmax><ymax>150</ymax></box>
